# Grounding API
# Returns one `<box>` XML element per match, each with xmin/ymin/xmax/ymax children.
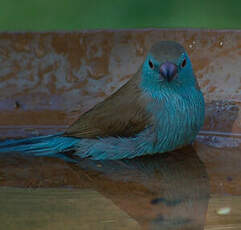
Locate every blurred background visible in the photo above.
<box><xmin>0</xmin><ymin>0</ymin><xmax>240</xmax><ymax>31</ymax></box>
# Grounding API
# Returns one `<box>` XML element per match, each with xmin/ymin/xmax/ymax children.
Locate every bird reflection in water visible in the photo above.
<box><xmin>69</xmin><ymin>145</ymin><xmax>210</xmax><ymax>230</ymax></box>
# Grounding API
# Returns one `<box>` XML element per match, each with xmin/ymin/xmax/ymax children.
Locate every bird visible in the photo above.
<box><xmin>0</xmin><ymin>41</ymin><xmax>205</xmax><ymax>161</ymax></box>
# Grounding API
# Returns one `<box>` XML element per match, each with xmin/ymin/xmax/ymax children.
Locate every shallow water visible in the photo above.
<box><xmin>0</xmin><ymin>136</ymin><xmax>240</xmax><ymax>230</ymax></box>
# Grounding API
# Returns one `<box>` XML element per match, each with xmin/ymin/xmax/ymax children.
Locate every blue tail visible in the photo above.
<box><xmin>0</xmin><ymin>133</ymin><xmax>80</xmax><ymax>162</ymax></box>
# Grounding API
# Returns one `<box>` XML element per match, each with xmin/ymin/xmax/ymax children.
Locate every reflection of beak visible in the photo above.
<box><xmin>160</xmin><ymin>62</ymin><xmax>178</xmax><ymax>82</ymax></box>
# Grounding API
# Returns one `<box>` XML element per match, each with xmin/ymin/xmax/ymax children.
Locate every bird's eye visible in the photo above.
<box><xmin>149</xmin><ymin>60</ymin><xmax>154</xmax><ymax>69</ymax></box>
<box><xmin>181</xmin><ymin>58</ymin><xmax>186</xmax><ymax>68</ymax></box>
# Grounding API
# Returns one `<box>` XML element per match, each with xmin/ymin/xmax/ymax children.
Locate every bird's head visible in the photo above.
<box><xmin>141</xmin><ymin>41</ymin><xmax>196</xmax><ymax>93</ymax></box>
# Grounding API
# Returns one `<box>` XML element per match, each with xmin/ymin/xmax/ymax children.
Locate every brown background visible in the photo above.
<box><xmin>0</xmin><ymin>29</ymin><xmax>240</xmax><ymax>138</ymax></box>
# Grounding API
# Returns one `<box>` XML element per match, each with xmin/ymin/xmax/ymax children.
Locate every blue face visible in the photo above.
<box><xmin>141</xmin><ymin>52</ymin><xmax>196</xmax><ymax>93</ymax></box>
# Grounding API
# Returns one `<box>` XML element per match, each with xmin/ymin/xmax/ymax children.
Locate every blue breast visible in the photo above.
<box><xmin>146</xmin><ymin>85</ymin><xmax>205</xmax><ymax>153</ymax></box>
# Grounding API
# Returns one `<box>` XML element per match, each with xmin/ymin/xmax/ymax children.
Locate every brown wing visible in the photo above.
<box><xmin>64</xmin><ymin>72</ymin><xmax>152</xmax><ymax>138</ymax></box>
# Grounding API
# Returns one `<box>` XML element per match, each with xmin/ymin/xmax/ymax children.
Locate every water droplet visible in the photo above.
<box><xmin>216</xmin><ymin>207</ymin><xmax>231</xmax><ymax>215</ymax></box>
<box><xmin>31</xmin><ymin>130</ymin><xmax>40</xmax><ymax>136</ymax></box>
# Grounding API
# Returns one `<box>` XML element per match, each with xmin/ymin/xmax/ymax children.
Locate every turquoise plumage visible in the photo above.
<box><xmin>0</xmin><ymin>41</ymin><xmax>205</xmax><ymax>161</ymax></box>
